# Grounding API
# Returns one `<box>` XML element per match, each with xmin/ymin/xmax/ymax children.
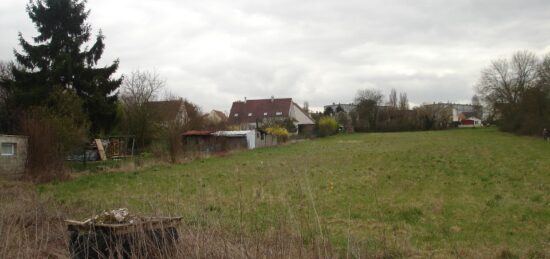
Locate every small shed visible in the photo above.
<box><xmin>212</xmin><ymin>130</ymin><xmax>256</xmax><ymax>150</ymax></box>
<box><xmin>182</xmin><ymin>131</ymin><xmax>215</xmax><ymax>153</ymax></box>
<box><xmin>182</xmin><ymin>130</ymin><xmax>279</xmax><ymax>153</ymax></box>
<box><xmin>0</xmin><ymin>134</ymin><xmax>28</xmax><ymax>178</ymax></box>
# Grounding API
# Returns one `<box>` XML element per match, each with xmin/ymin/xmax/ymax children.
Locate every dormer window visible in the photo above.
<box><xmin>248</xmin><ymin>113</ymin><xmax>253</xmax><ymax>116</ymax></box>
<box><xmin>234</xmin><ymin>113</ymin><xmax>239</xmax><ymax>117</ymax></box>
<box><xmin>275</xmin><ymin>112</ymin><xmax>282</xmax><ymax>116</ymax></box>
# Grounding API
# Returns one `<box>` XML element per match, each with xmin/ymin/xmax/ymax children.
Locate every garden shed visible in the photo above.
<box><xmin>0</xmin><ymin>134</ymin><xmax>28</xmax><ymax>178</ymax></box>
<box><xmin>182</xmin><ymin>129</ymin><xmax>279</xmax><ymax>154</ymax></box>
<box><xmin>182</xmin><ymin>131</ymin><xmax>216</xmax><ymax>153</ymax></box>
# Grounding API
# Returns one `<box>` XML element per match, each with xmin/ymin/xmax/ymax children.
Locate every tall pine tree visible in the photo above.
<box><xmin>5</xmin><ymin>0</ymin><xmax>121</xmax><ymax>134</ymax></box>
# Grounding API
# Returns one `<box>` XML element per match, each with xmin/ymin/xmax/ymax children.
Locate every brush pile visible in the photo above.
<box><xmin>83</xmin><ymin>208</ymin><xmax>139</xmax><ymax>225</ymax></box>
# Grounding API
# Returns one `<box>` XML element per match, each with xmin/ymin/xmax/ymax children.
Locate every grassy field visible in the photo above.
<box><xmin>40</xmin><ymin>128</ymin><xmax>550</xmax><ymax>257</ymax></box>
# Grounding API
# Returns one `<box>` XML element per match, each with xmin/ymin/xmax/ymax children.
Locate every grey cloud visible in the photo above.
<box><xmin>1</xmin><ymin>0</ymin><xmax>550</xmax><ymax>112</ymax></box>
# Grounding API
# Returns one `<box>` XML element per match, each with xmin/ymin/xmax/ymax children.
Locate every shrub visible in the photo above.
<box><xmin>19</xmin><ymin>89</ymin><xmax>89</xmax><ymax>182</ymax></box>
<box><xmin>20</xmin><ymin>107</ymin><xmax>88</xmax><ymax>182</ymax></box>
<box><xmin>165</xmin><ymin>119</ymin><xmax>184</xmax><ymax>163</ymax></box>
<box><xmin>317</xmin><ymin>116</ymin><xmax>338</xmax><ymax>137</ymax></box>
<box><xmin>266</xmin><ymin>126</ymin><xmax>289</xmax><ymax>141</ymax></box>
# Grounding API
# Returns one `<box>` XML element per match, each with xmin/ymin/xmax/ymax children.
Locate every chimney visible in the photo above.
<box><xmin>271</xmin><ymin>95</ymin><xmax>274</xmax><ymax>103</ymax></box>
<box><xmin>244</xmin><ymin>97</ymin><xmax>247</xmax><ymax>103</ymax></box>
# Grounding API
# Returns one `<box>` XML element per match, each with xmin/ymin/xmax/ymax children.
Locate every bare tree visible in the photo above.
<box><xmin>0</xmin><ymin>61</ymin><xmax>15</xmax><ymax>132</ymax></box>
<box><xmin>471</xmin><ymin>94</ymin><xmax>483</xmax><ymax>118</ymax></box>
<box><xmin>119</xmin><ymin>70</ymin><xmax>165</xmax><ymax>147</ymax></box>
<box><xmin>0</xmin><ymin>61</ymin><xmax>13</xmax><ymax>102</ymax></box>
<box><xmin>477</xmin><ymin>50</ymin><xmax>539</xmax><ymax>108</ymax></box>
<box><xmin>398</xmin><ymin>92</ymin><xmax>409</xmax><ymax>110</ymax></box>
<box><xmin>354</xmin><ymin>89</ymin><xmax>383</xmax><ymax>131</ymax></box>
<box><xmin>389</xmin><ymin>88</ymin><xmax>398</xmax><ymax>108</ymax></box>
<box><xmin>512</xmin><ymin>50</ymin><xmax>539</xmax><ymax>94</ymax></box>
<box><xmin>355</xmin><ymin>89</ymin><xmax>383</xmax><ymax>106</ymax></box>
<box><xmin>121</xmin><ymin>70</ymin><xmax>165</xmax><ymax>105</ymax></box>
<box><xmin>161</xmin><ymin>94</ymin><xmax>204</xmax><ymax>163</ymax></box>
<box><xmin>539</xmin><ymin>54</ymin><xmax>550</xmax><ymax>88</ymax></box>
<box><xmin>415</xmin><ymin>103</ymin><xmax>452</xmax><ymax>130</ymax></box>
<box><xmin>476</xmin><ymin>50</ymin><xmax>541</xmax><ymax>130</ymax></box>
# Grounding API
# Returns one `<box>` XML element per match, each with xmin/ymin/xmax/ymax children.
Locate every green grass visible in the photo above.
<box><xmin>41</xmin><ymin>128</ymin><xmax>550</xmax><ymax>255</ymax></box>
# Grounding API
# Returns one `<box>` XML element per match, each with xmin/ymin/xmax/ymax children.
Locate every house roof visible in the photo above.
<box><xmin>145</xmin><ymin>99</ymin><xmax>183</xmax><ymax>122</ymax></box>
<box><xmin>461</xmin><ymin>112</ymin><xmax>478</xmax><ymax>118</ymax></box>
<box><xmin>229</xmin><ymin>98</ymin><xmax>293</xmax><ymax>124</ymax></box>
<box><xmin>212</xmin><ymin>110</ymin><xmax>226</xmax><ymax>119</ymax></box>
<box><xmin>212</xmin><ymin>130</ymin><xmax>254</xmax><ymax>137</ymax></box>
<box><xmin>0</xmin><ymin>134</ymin><xmax>28</xmax><ymax>138</ymax></box>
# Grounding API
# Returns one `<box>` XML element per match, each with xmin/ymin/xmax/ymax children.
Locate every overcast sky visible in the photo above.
<box><xmin>1</xmin><ymin>0</ymin><xmax>550</xmax><ymax>112</ymax></box>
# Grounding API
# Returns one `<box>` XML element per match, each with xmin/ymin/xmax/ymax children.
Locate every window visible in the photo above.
<box><xmin>248</xmin><ymin>113</ymin><xmax>253</xmax><ymax>116</ymax></box>
<box><xmin>234</xmin><ymin>113</ymin><xmax>239</xmax><ymax>117</ymax></box>
<box><xmin>1</xmin><ymin>143</ymin><xmax>16</xmax><ymax>156</ymax></box>
<box><xmin>275</xmin><ymin>112</ymin><xmax>283</xmax><ymax>116</ymax></box>
<box><xmin>264</xmin><ymin>112</ymin><xmax>268</xmax><ymax>116</ymax></box>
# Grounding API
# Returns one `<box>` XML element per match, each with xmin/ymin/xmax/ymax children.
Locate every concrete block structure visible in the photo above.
<box><xmin>0</xmin><ymin>134</ymin><xmax>28</xmax><ymax>178</ymax></box>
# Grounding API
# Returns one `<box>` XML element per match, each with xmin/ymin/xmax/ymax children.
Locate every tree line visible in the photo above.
<box><xmin>318</xmin><ymin>88</ymin><xmax>466</xmax><ymax>134</ymax></box>
<box><xmin>317</xmin><ymin>50</ymin><xmax>550</xmax><ymax>136</ymax></box>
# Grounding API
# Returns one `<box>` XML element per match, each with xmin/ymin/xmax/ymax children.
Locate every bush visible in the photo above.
<box><xmin>20</xmin><ymin>107</ymin><xmax>88</xmax><ymax>182</ymax></box>
<box><xmin>19</xmin><ymin>89</ymin><xmax>89</xmax><ymax>182</ymax></box>
<box><xmin>165</xmin><ymin>119</ymin><xmax>184</xmax><ymax>163</ymax></box>
<box><xmin>317</xmin><ymin>116</ymin><xmax>338</xmax><ymax>137</ymax></box>
<box><xmin>265</xmin><ymin>126</ymin><xmax>289</xmax><ymax>142</ymax></box>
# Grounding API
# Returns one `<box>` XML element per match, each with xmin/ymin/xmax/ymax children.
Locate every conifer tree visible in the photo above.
<box><xmin>4</xmin><ymin>0</ymin><xmax>121</xmax><ymax>134</ymax></box>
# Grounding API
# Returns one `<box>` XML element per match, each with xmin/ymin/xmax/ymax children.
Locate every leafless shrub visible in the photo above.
<box><xmin>19</xmin><ymin>109</ymin><xmax>88</xmax><ymax>182</ymax></box>
<box><xmin>5</xmin><ymin>177</ymin><xmax>547</xmax><ymax>258</ymax></box>
<box><xmin>0</xmin><ymin>181</ymin><xmax>68</xmax><ymax>258</ymax></box>
<box><xmin>119</xmin><ymin>70</ymin><xmax>165</xmax><ymax>148</ymax></box>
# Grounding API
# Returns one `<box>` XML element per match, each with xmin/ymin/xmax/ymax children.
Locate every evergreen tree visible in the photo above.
<box><xmin>4</xmin><ymin>0</ymin><xmax>121</xmax><ymax>134</ymax></box>
<box><xmin>335</xmin><ymin>104</ymin><xmax>344</xmax><ymax>113</ymax></box>
<box><xmin>323</xmin><ymin>106</ymin><xmax>334</xmax><ymax>116</ymax></box>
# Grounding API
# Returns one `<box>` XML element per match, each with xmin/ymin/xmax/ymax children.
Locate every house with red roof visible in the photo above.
<box><xmin>228</xmin><ymin>97</ymin><xmax>314</xmax><ymax>133</ymax></box>
<box><xmin>458</xmin><ymin>112</ymin><xmax>483</xmax><ymax>128</ymax></box>
<box><xmin>145</xmin><ymin>99</ymin><xmax>188</xmax><ymax>125</ymax></box>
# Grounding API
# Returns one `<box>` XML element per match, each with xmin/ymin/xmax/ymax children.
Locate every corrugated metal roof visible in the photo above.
<box><xmin>212</xmin><ymin>130</ymin><xmax>254</xmax><ymax>137</ymax></box>
<box><xmin>182</xmin><ymin>130</ymin><xmax>213</xmax><ymax>136</ymax></box>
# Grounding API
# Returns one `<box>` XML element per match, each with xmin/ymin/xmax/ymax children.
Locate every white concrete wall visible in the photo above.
<box><xmin>290</xmin><ymin>103</ymin><xmax>314</xmax><ymax>125</ymax></box>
